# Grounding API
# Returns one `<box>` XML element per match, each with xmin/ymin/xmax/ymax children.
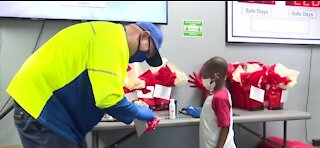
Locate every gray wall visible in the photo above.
<box><xmin>307</xmin><ymin>46</ymin><xmax>320</xmax><ymax>142</ymax></box>
<box><xmin>0</xmin><ymin>1</ymin><xmax>319</xmax><ymax>148</ymax></box>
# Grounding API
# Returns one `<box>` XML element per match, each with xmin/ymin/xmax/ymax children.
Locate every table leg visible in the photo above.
<box><xmin>263</xmin><ymin>122</ymin><xmax>266</xmax><ymax>148</ymax></box>
<box><xmin>105</xmin><ymin>131</ymin><xmax>136</xmax><ymax>148</ymax></box>
<box><xmin>92</xmin><ymin>131</ymin><xmax>99</xmax><ymax>148</ymax></box>
<box><xmin>237</xmin><ymin>123</ymin><xmax>283</xmax><ymax>148</ymax></box>
<box><xmin>283</xmin><ymin>121</ymin><xmax>287</xmax><ymax>148</ymax></box>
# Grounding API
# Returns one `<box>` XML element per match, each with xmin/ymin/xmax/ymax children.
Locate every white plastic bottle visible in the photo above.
<box><xmin>169</xmin><ymin>99</ymin><xmax>176</xmax><ymax>119</ymax></box>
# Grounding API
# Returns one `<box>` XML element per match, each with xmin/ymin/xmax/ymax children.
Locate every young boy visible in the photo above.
<box><xmin>199</xmin><ymin>56</ymin><xmax>236</xmax><ymax>148</ymax></box>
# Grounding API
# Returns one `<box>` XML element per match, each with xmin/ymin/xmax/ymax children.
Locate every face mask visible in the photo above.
<box><xmin>203</xmin><ymin>78</ymin><xmax>215</xmax><ymax>92</ymax></box>
<box><xmin>129</xmin><ymin>35</ymin><xmax>150</xmax><ymax>63</ymax></box>
<box><xmin>129</xmin><ymin>49</ymin><xmax>148</xmax><ymax>63</ymax></box>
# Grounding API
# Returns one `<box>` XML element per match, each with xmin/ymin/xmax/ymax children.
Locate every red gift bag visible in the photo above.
<box><xmin>242</xmin><ymin>85</ymin><xmax>264</xmax><ymax>111</ymax></box>
<box><xmin>228</xmin><ymin>63</ymin><xmax>247</xmax><ymax>109</ymax></box>
<box><xmin>153</xmin><ymin>65</ymin><xmax>176</xmax><ymax>110</ymax></box>
<box><xmin>266</xmin><ymin>85</ymin><xmax>283</xmax><ymax>110</ymax></box>
<box><xmin>266</xmin><ymin>65</ymin><xmax>292</xmax><ymax>110</ymax></box>
<box><xmin>138</xmin><ymin>70</ymin><xmax>158</xmax><ymax>109</ymax></box>
<box><xmin>240</xmin><ymin>69</ymin><xmax>266</xmax><ymax>111</ymax></box>
<box><xmin>229</xmin><ymin>82</ymin><xmax>246</xmax><ymax>109</ymax></box>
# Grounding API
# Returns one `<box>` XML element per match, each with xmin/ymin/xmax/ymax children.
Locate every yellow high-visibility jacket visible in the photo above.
<box><xmin>7</xmin><ymin>21</ymin><xmax>129</xmax><ymax>143</ymax></box>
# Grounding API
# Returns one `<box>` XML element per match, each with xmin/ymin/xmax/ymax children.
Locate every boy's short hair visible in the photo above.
<box><xmin>202</xmin><ymin>56</ymin><xmax>228</xmax><ymax>77</ymax></box>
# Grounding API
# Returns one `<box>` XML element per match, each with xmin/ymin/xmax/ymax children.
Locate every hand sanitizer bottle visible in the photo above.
<box><xmin>169</xmin><ymin>99</ymin><xmax>176</xmax><ymax>119</ymax></box>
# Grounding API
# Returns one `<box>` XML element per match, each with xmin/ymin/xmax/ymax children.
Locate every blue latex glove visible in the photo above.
<box><xmin>181</xmin><ymin>106</ymin><xmax>202</xmax><ymax>118</ymax></box>
<box><xmin>105</xmin><ymin>97</ymin><xmax>154</xmax><ymax>124</ymax></box>
<box><xmin>136</xmin><ymin>105</ymin><xmax>155</xmax><ymax>121</ymax></box>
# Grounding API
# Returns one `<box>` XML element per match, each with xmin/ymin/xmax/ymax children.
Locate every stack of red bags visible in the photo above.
<box><xmin>137</xmin><ymin>70</ymin><xmax>159</xmax><ymax>109</ymax></box>
<box><xmin>136</xmin><ymin>65</ymin><xmax>176</xmax><ymax>110</ymax></box>
<box><xmin>152</xmin><ymin>65</ymin><xmax>177</xmax><ymax>110</ymax></box>
<box><xmin>227</xmin><ymin>62</ymin><xmax>268</xmax><ymax>110</ymax></box>
<box><xmin>123</xmin><ymin>59</ymin><xmax>187</xmax><ymax>111</ymax></box>
<box><xmin>227</xmin><ymin>62</ymin><xmax>299</xmax><ymax>111</ymax></box>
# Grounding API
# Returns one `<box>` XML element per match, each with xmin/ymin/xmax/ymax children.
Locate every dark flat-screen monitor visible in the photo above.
<box><xmin>0</xmin><ymin>1</ymin><xmax>168</xmax><ymax>24</ymax></box>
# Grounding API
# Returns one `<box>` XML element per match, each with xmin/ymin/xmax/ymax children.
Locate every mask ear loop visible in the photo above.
<box><xmin>208</xmin><ymin>73</ymin><xmax>219</xmax><ymax>92</ymax></box>
<box><xmin>130</xmin><ymin>35</ymin><xmax>142</xmax><ymax>59</ymax></box>
<box><xmin>147</xmin><ymin>37</ymin><xmax>151</xmax><ymax>57</ymax></box>
<box><xmin>137</xmin><ymin>35</ymin><xmax>141</xmax><ymax>51</ymax></box>
<box><xmin>210</xmin><ymin>73</ymin><xmax>220</xmax><ymax>84</ymax></box>
<box><xmin>214</xmin><ymin>73</ymin><xmax>220</xmax><ymax>79</ymax></box>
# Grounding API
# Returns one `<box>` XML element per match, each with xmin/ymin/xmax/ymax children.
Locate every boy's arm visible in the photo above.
<box><xmin>212</xmin><ymin>90</ymin><xmax>232</xmax><ymax>148</ymax></box>
<box><xmin>215</xmin><ymin>127</ymin><xmax>229</xmax><ymax>148</ymax></box>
